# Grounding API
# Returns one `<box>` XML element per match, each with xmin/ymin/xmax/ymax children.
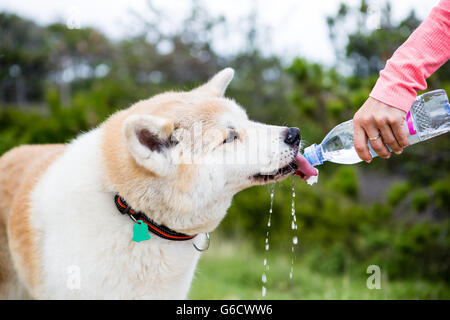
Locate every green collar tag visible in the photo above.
<box><xmin>132</xmin><ymin>220</ymin><xmax>151</xmax><ymax>242</ymax></box>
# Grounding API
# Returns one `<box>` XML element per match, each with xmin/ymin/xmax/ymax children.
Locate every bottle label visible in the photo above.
<box><xmin>406</xmin><ymin>111</ymin><xmax>417</xmax><ymax>135</ymax></box>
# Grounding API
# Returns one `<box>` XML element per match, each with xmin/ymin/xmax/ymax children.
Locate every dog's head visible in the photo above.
<box><xmin>102</xmin><ymin>68</ymin><xmax>309</xmax><ymax>234</ymax></box>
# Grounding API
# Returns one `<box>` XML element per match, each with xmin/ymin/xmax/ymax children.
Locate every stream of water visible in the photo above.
<box><xmin>261</xmin><ymin>177</ymin><xmax>299</xmax><ymax>298</ymax></box>
<box><xmin>289</xmin><ymin>176</ymin><xmax>298</xmax><ymax>279</ymax></box>
<box><xmin>261</xmin><ymin>183</ymin><xmax>275</xmax><ymax>297</ymax></box>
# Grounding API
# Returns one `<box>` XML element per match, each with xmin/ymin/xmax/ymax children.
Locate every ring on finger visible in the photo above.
<box><xmin>369</xmin><ymin>133</ymin><xmax>381</xmax><ymax>141</ymax></box>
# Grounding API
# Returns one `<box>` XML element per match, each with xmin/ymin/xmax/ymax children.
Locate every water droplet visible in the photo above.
<box><xmin>288</xmin><ymin>176</ymin><xmax>298</xmax><ymax>281</ymax></box>
<box><xmin>262</xmin><ymin>183</ymin><xmax>275</xmax><ymax>298</ymax></box>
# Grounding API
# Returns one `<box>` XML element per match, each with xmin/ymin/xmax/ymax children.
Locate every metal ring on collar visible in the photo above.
<box><xmin>192</xmin><ymin>233</ymin><xmax>210</xmax><ymax>252</ymax></box>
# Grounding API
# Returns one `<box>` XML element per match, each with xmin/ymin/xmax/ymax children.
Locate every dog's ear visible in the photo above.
<box><xmin>192</xmin><ymin>68</ymin><xmax>234</xmax><ymax>97</ymax></box>
<box><xmin>123</xmin><ymin>114</ymin><xmax>175</xmax><ymax>176</ymax></box>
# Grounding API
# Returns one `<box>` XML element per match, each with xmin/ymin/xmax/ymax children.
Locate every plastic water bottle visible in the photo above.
<box><xmin>303</xmin><ymin>89</ymin><xmax>450</xmax><ymax>166</ymax></box>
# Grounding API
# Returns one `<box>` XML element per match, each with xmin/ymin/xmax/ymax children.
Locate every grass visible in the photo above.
<box><xmin>188</xmin><ymin>239</ymin><xmax>450</xmax><ymax>300</ymax></box>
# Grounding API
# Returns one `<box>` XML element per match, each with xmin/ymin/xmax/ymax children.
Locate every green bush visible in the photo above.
<box><xmin>387</xmin><ymin>182</ymin><xmax>411</xmax><ymax>206</ymax></box>
<box><xmin>1</xmin><ymin>6</ymin><xmax>448</xmax><ymax>291</ymax></box>
<box><xmin>326</xmin><ymin>98</ymin><xmax>345</xmax><ymax>118</ymax></box>
<box><xmin>412</xmin><ymin>190</ymin><xmax>430</xmax><ymax>213</ymax></box>
<box><xmin>432</xmin><ymin>179</ymin><xmax>450</xmax><ymax>211</ymax></box>
<box><xmin>326</xmin><ymin>166</ymin><xmax>359</xmax><ymax>198</ymax></box>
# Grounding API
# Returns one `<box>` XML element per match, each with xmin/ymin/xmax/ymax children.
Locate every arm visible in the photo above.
<box><xmin>370</xmin><ymin>0</ymin><xmax>450</xmax><ymax>113</ymax></box>
<box><xmin>354</xmin><ymin>0</ymin><xmax>450</xmax><ymax>161</ymax></box>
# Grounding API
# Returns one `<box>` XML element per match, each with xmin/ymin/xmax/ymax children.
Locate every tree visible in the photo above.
<box><xmin>327</xmin><ymin>0</ymin><xmax>421</xmax><ymax>77</ymax></box>
<box><xmin>0</xmin><ymin>13</ymin><xmax>50</xmax><ymax>104</ymax></box>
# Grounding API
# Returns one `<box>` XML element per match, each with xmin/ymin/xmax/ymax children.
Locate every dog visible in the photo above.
<box><xmin>0</xmin><ymin>68</ymin><xmax>316</xmax><ymax>299</ymax></box>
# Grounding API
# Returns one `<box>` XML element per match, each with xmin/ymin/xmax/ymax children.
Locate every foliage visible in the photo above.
<box><xmin>189</xmin><ymin>239</ymin><xmax>450</xmax><ymax>299</ymax></box>
<box><xmin>386</xmin><ymin>182</ymin><xmax>411</xmax><ymax>206</ymax></box>
<box><xmin>0</xmin><ymin>0</ymin><xmax>449</xmax><ymax>295</ymax></box>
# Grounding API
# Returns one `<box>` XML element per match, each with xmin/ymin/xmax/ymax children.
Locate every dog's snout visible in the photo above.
<box><xmin>284</xmin><ymin>127</ymin><xmax>301</xmax><ymax>147</ymax></box>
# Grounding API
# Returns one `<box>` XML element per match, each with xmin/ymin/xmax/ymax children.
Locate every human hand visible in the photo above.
<box><xmin>353</xmin><ymin>97</ymin><xmax>409</xmax><ymax>162</ymax></box>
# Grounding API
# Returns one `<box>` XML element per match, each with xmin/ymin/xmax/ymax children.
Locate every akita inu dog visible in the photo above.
<box><xmin>0</xmin><ymin>68</ymin><xmax>317</xmax><ymax>299</ymax></box>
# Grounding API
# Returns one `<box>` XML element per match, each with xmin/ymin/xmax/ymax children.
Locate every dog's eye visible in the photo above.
<box><xmin>169</xmin><ymin>134</ymin><xmax>178</xmax><ymax>145</ymax></box>
<box><xmin>223</xmin><ymin>130</ymin><xmax>239</xmax><ymax>144</ymax></box>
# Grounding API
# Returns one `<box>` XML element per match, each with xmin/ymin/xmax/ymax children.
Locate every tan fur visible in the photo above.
<box><xmin>176</xmin><ymin>163</ymin><xmax>197</xmax><ymax>193</ymax></box>
<box><xmin>101</xmin><ymin>109</ymin><xmax>157</xmax><ymax>210</ymax></box>
<box><xmin>0</xmin><ymin>68</ymin><xmax>298</xmax><ymax>299</ymax></box>
<box><xmin>100</xmin><ymin>92</ymin><xmax>228</xmax><ymax>212</ymax></box>
<box><xmin>0</xmin><ymin>144</ymin><xmax>65</xmax><ymax>296</ymax></box>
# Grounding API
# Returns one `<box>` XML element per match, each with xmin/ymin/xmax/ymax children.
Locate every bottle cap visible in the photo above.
<box><xmin>303</xmin><ymin>144</ymin><xmax>323</xmax><ymax>166</ymax></box>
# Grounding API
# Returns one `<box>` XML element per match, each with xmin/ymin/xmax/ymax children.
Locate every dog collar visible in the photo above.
<box><xmin>114</xmin><ymin>194</ymin><xmax>196</xmax><ymax>241</ymax></box>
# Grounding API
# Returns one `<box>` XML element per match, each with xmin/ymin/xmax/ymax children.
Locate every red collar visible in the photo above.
<box><xmin>114</xmin><ymin>195</ymin><xmax>196</xmax><ymax>241</ymax></box>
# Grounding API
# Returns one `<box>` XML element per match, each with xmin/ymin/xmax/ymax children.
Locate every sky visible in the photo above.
<box><xmin>0</xmin><ymin>0</ymin><xmax>438</xmax><ymax>66</ymax></box>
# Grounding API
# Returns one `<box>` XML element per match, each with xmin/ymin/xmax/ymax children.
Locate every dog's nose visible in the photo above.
<box><xmin>284</xmin><ymin>127</ymin><xmax>301</xmax><ymax>147</ymax></box>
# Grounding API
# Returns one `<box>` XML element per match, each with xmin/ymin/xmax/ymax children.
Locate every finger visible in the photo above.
<box><xmin>390</xmin><ymin>118</ymin><xmax>409</xmax><ymax>148</ymax></box>
<box><xmin>378</xmin><ymin>123</ymin><xmax>402</xmax><ymax>154</ymax></box>
<box><xmin>365</xmin><ymin>124</ymin><xmax>391</xmax><ymax>158</ymax></box>
<box><xmin>353</xmin><ymin>122</ymin><xmax>372</xmax><ymax>162</ymax></box>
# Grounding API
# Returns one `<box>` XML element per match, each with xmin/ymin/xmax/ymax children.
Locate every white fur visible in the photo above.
<box><xmin>8</xmin><ymin>69</ymin><xmax>300</xmax><ymax>299</ymax></box>
<box><xmin>30</xmin><ymin>130</ymin><xmax>200</xmax><ymax>299</ymax></box>
<box><xmin>193</xmin><ymin>68</ymin><xmax>235</xmax><ymax>97</ymax></box>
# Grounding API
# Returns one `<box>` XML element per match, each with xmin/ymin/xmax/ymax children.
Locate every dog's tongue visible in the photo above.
<box><xmin>295</xmin><ymin>153</ymin><xmax>318</xmax><ymax>181</ymax></box>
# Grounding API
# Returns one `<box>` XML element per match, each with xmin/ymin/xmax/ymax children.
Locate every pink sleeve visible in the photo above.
<box><xmin>369</xmin><ymin>0</ymin><xmax>450</xmax><ymax>112</ymax></box>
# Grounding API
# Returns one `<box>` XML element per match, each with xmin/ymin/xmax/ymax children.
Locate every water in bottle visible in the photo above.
<box><xmin>303</xmin><ymin>89</ymin><xmax>450</xmax><ymax>166</ymax></box>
